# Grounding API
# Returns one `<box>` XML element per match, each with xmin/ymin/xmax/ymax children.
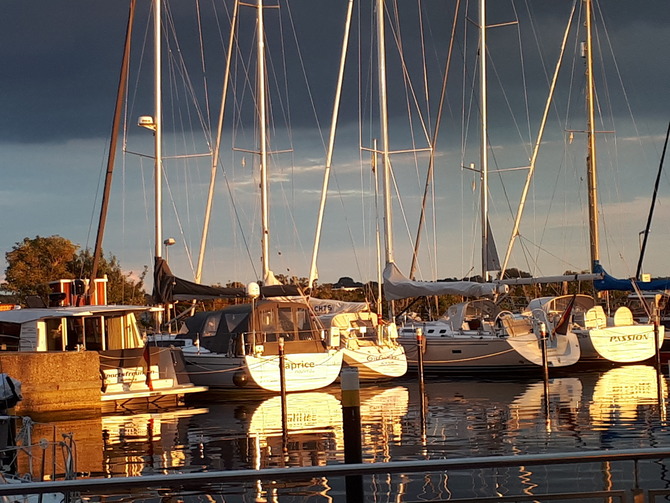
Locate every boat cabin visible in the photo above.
<box><xmin>177</xmin><ymin>299</ymin><xmax>334</xmax><ymax>356</ymax></box>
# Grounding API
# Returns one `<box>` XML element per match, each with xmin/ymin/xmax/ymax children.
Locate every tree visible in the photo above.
<box><xmin>69</xmin><ymin>249</ymin><xmax>147</xmax><ymax>305</ymax></box>
<box><xmin>2</xmin><ymin>235</ymin><xmax>147</xmax><ymax>306</ymax></box>
<box><xmin>2</xmin><ymin>235</ymin><xmax>77</xmax><ymax>303</ymax></box>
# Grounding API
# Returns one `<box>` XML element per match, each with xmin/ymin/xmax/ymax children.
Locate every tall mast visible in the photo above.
<box><xmin>377</xmin><ymin>0</ymin><xmax>394</xmax><ymax>318</ymax></box>
<box><xmin>91</xmin><ymin>0</ymin><xmax>137</xmax><ymax>284</ymax></box>
<box><xmin>585</xmin><ymin>0</ymin><xmax>599</xmax><ymax>270</ymax></box>
<box><xmin>153</xmin><ymin>0</ymin><xmax>163</xmax><ymax>260</ymax></box>
<box><xmin>377</xmin><ymin>0</ymin><xmax>393</xmax><ymax>266</ymax></box>
<box><xmin>257</xmin><ymin>0</ymin><xmax>270</xmax><ymax>281</ymax></box>
<box><xmin>307</xmin><ymin>0</ymin><xmax>354</xmax><ymax>290</ymax></box>
<box><xmin>479</xmin><ymin>0</ymin><xmax>489</xmax><ymax>281</ymax></box>
<box><xmin>195</xmin><ymin>0</ymin><xmax>239</xmax><ymax>284</ymax></box>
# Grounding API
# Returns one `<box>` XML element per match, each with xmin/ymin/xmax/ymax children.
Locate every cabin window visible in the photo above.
<box><xmin>203</xmin><ymin>315</ymin><xmax>220</xmax><ymax>337</ymax></box>
<box><xmin>46</xmin><ymin>319</ymin><xmax>64</xmax><ymax>351</ymax></box>
<box><xmin>295</xmin><ymin>308</ymin><xmax>313</xmax><ymax>340</ymax></box>
<box><xmin>258</xmin><ymin>308</ymin><xmax>277</xmax><ymax>341</ymax></box>
<box><xmin>278</xmin><ymin>307</ymin><xmax>296</xmax><ymax>340</ymax></box>
<box><xmin>65</xmin><ymin>318</ymin><xmax>85</xmax><ymax>350</ymax></box>
<box><xmin>84</xmin><ymin>317</ymin><xmax>103</xmax><ymax>350</ymax></box>
<box><xmin>224</xmin><ymin>312</ymin><xmax>246</xmax><ymax>333</ymax></box>
<box><xmin>0</xmin><ymin>322</ymin><xmax>20</xmax><ymax>351</ymax></box>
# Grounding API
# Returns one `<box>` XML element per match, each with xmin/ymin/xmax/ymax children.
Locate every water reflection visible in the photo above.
<box><xmin>590</xmin><ymin>364</ymin><xmax>667</xmax><ymax>425</ymax></box>
<box><xmin>18</xmin><ymin>367</ymin><xmax>670</xmax><ymax>501</ymax></box>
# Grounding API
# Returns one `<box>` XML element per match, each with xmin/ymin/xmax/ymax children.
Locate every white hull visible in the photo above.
<box><xmin>507</xmin><ymin>331</ymin><xmax>581</xmax><ymax>367</ymax></box>
<box><xmin>575</xmin><ymin>324</ymin><xmax>664</xmax><ymax>363</ymax></box>
<box><xmin>398</xmin><ymin>334</ymin><xmax>539</xmax><ymax>372</ymax></box>
<box><xmin>182</xmin><ymin>350</ymin><xmax>343</xmax><ymax>392</ymax></box>
<box><xmin>342</xmin><ymin>344</ymin><xmax>408</xmax><ymax>380</ymax></box>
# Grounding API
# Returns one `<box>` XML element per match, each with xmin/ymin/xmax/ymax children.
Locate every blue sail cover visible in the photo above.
<box><xmin>593</xmin><ymin>261</ymin><xmax>670</xmax><ymax>291</ymax></box>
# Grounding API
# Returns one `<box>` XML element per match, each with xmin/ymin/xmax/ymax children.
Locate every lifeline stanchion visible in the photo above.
<box><xmin>341</xmin><ymin>367</ymin><xmax>363</xmax><ymax>502</ymax></box>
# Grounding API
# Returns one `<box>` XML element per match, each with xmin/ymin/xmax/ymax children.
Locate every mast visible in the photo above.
<box><xmin>377</xmin><ymin>0</ymin><xmax>394</xmax><ymax>316</ymax></box>
<box><xmin>479</xmin><ymin>0</ymin><xmax>489</xmax><ymax>281</ymax></box>
<box><xmin>195</xmin><ymin>0</ymin><xmax>239</xmax><ymax>284</ymax></box>
<box><xmin>153</xmin><ymin>0</ymin><xmax>163</xmax><ymax>260</ymax></box>
<box><xmin>585</xmin><ymin>0</ymin><xmax>599</xmax><ymax>270</ymax></box>
<box><xmin>307</xmin><ymin>0</ymin><xmax>354</xmax><ymax>290</ymax></box>
<box><xmin>91</xmin><ymin>0</ymin><xmax>137</xmax><ymax>285</ymax></box>
<box><xmin>377</xmin><ymin>0</ymin><xmax>392</xmax><ymax>266</ymax></box>
<box><xmin>499</xmin><ymin>4</ymin><xmax>576</xmax><ymax>278</ymax></box>
<box><xmin>636</xmin><ymin>122</ymin><xmax>670</xmax><ymax>280</ymax></box>
<box><xmin>257</xmin><ymin>0</ymin><xmax>270</xmax><ymax>282</ymax></box>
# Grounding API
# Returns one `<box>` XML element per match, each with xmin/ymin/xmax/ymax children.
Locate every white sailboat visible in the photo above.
<box><xmin>392</xmin><ymin>0</ymin><xmax>580</xmax><ymax>372</ymax></box>
<box><xmin>500</xmin><ymin>0</ymin><xmax>662</xmax><ymax>365</ymax></box>
<box><xmin>157</xmin><ymin>0</ymin><xmax>343</xmax><ymax>392</ymax></box>
<box><xmin>303</xmin><ymin>1</ymin><xmax>408</xmax><ymax>381</ymax></box>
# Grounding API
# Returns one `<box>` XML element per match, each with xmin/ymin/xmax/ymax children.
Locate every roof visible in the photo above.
<box><xmin>0</xmin><ymin>305</ymin><xmax>157</xmax><ymax>324</ymax></box>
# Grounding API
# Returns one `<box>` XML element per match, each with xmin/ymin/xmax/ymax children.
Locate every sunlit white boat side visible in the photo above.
<box><xmin>171</xmin><ymin>299</ymin><xmax>343</xmax><ymax>393</ymax></box>
<box><xmin>398</xmin><ymin>299</ymin><xmax>580</xmax><ymax>372</ymax></box>
<box><xmin>524</xmin><ymin>295</ymin><xmax>663</xmax><ymax>364</ymax></box>
<box><xmin>318</xmin><ymin>310</ymin><xmax>407</xmax><ymax>380</ymax></box>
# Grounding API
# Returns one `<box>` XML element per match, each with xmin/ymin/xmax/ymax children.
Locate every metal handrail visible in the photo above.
<box><xmin>2</xmin><ymin>447</ymin><xmax>670</xmax><ymax>497</ymax></box>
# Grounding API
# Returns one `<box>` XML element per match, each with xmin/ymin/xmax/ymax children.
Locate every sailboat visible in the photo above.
<box><xmin>303</xmin><ymin>1</ymin><xmax>407</xmax><ymax>381</ymax></box>
<box><xmin>151</xmin><ymin>0</ymin><xmax>343</xmax><ymax>393</ymax></box>
<box><xmin>314</xmin><ymin>300</ymin><xmax>407</xmax><ymax>380</ymax></box>
<box><xmin>388</xmin><ymin>0</ymin><xmax>580</xmax><ymax>372</ymax></box>
<box><xmin>502</xmin><ymin>0</ymin><xmax>663</xmax><ymax>365</ymax></box>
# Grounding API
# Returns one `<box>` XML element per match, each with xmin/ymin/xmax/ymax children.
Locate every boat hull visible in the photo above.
<box><xmin>507</xmin><ymin>331</ymin><xmax>581</xmax><ymax>367</ymax></box>
<box><xmin>575</xmin><ymin>324</ymin><xmax>664</xmax><ymax>363</ymax></box>
<box><xmin>398</xmin><ymin>335</ymin><xmax>539</xmax><ymax>372</ymax></box>
<box><xmin>182</xmin><ymin>350</ymin><xmax>344</xmax><ymax>392</ymax></box>
<box><xmin>342</xmin><ymin>344</ymin><xmax>408</xmax><ymax>380</ymax></box>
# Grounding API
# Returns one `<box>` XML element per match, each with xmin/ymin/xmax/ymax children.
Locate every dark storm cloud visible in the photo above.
<box><xmin>1</xmin><ymin>1</ymin><xmax>130</xmax><ymax>143</ymax></box>
<box><xmin>1</xmin><ymin>1</ymin><xmax>668</xmax><ymax>145</ymax></box>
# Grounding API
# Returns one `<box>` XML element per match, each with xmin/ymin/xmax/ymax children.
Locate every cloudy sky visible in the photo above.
<box><xmin>1</xmin><ymin>0</ymin><xmax>669</xmax><ymax>291</ymax></box>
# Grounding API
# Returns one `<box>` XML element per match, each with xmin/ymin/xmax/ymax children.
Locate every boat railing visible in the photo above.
<box><xmin>4</xmin><ymin>447</ymin><xmax>670</xmax><ymax>501</ymax></box>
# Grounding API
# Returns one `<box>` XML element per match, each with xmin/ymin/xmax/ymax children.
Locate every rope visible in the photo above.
<box><xmin>403</xmin><ymin>344</ymin><xmax>517</xmax><ymax>363</ymax></box>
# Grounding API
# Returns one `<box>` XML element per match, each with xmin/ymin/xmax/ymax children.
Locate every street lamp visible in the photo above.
<box><xmin>163</xmin><ymin>237</ymin><xmax>176</xmax><ymax>262</ymax></box>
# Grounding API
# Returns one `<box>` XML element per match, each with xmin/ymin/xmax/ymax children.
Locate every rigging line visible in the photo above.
<box><xmin>512</xmin><ymin>1</ymin><xmax>532</xmax><ymax>152</ymax></box>
<box><xmin>163</xmin><ymin>4</ymin><xmax>214</xmax><ymax>151</ymax></box>
<box><xmin>388</xmin><ymin>159</ymin><xmax>419</xmax><ymax>273</ymax></box>
<box><xmin>417</xmin><ymin>0</ymin><xmax>431</xmax><ymax>136</ymax></box>
<box><xmin>386</xmin><ymin>1</ymin><xmax>432</xmax><ymax>146</ymax></box>
<box><xmin>410</xmin><ymin>0</ymin><xmax>461</xmax><ymax>281</ymax></box>
<box><xmin>162</xmin><ymin>169</ymin><xmax>196</xmax><ymax>275</ymax></box>
<box><xmin>486</xmin><ymin>45</ymin><xmax>529</xmax><ymax>164</ymax></box>
<box><xmin>221</xmin><ymin>162</ymin><xmax>260</xmax><ymax>281</ymax></box>
<box><xmin>194</xmin><ymin>0</ymin><xmax>212</xmax><ymax>136</ymax></box>
<box><xmin>284</xmin><ymin>0</ymin><xmax>326</xmax><ymax>153</ymax></box>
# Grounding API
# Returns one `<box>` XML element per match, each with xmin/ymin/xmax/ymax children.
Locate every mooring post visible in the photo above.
<box><xmin>278</xmin><ymin>337</ymin><xmax>288</xmax><ymax>456</ymax></box>
<box><xmin>416</xmin><ymin>327</ymin><xmax>427</xmax><ymax>448</ymax></box>
<box><xmin>416</xmin><ymin>326</ymin><xmax>425</xmax><ymax>385</ymax></box>
<box><xmin>342</xmin><ymin>367</ymin><xmax>363</xmax><ymax>501</ymax></box>
<box><xmin>539</xmin><ymin>322</ymin><xmax>550</xmax><ymax>420</ymax></box>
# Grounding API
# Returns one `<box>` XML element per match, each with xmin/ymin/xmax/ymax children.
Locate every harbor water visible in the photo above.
<box><xmin>30</xmin><ymin>364</ymin><xmax>670</xmax><ymax>501</ymax></box>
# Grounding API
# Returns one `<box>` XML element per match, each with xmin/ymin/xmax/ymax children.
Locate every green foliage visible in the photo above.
<box><xmin>2</xmin><ymin>235</ymin><xmax>147</xmax><ymax>306</ymax></box>
<box><xmin>70</xmin><ymin>249</ymin><xmax>147</xmax><ymax>305</ymax></box>
<box><xmin>2</xmin><ymin>235</ymin><xmax>78</xmax><ymax>303</ymax></box>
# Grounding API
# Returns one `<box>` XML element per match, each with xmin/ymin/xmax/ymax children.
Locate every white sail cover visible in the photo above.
<box><xmin>383</xmin><ymin>262</ymin><xmax>505</xmax><ymax>300</ymax></box>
